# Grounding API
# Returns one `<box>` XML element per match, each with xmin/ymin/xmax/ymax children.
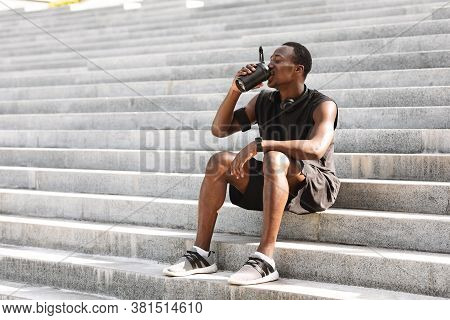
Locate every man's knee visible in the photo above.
<box><xmin>205</xmin><ymin>151</ymin><xmax>234</xmax><ymax>175</ymax></box>
<box><xmin>263</xmin><ymin>151</ymin><xmax>290</xmax><ymax>176</ymax></box>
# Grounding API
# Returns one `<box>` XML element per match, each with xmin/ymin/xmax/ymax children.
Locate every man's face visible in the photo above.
<box><xmin>267</xmin><ymin>46</ymin><xmax>303</xmax><ymax>88</ymax></box>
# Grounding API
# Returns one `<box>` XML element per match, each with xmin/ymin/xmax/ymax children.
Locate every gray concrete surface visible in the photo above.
<box><xmin>0</xmin><ymin>0</ymin><xmax>448</xmax><ymax>299</ymax></box>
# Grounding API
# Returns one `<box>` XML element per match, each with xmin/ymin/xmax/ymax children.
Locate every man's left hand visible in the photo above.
<box><xmin>230</xmin><ymin>141</ymin><xmax>258</xmax><ymax>179</ymax></box>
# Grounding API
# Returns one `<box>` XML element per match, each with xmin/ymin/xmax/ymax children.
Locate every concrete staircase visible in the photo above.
<box><xmin>0</xmin><ymin>0</ymin><xmax>448</xmax><ymax>299</ymax></box>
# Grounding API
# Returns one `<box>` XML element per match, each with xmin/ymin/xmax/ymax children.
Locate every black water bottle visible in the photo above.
<box><xmin>235</xmin><ymin>46</ymin><xmax>271</xmax><ymax>92</ymax></box>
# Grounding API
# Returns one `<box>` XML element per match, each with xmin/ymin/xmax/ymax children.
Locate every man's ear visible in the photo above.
<box><xmin>296</xmin><ymin>65</ymin><xmax>304</xmax><ymax>74</ymax></box>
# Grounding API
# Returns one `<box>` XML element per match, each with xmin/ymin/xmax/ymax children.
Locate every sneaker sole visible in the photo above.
<box><xmin>228</xmin><ymin>270</ymin><xmax>280</xmax><ymax>286</ymax></box>
<box><xmin>163</xmin><ymin>263</ymin><xmax>218</xmax><ymax>277</ymax></box>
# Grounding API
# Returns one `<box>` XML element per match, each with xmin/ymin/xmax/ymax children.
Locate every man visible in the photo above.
<box><xmin>163</xmin><ymin>42</ymin><xmax>340</xmax><ymax>285</ymax></box>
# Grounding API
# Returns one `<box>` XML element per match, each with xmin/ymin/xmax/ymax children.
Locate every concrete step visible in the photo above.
<box><xmin>1</xmin><ymin>66</ymin><xmax>449</xmax><ymax>90</ymax></box>
<box><xmin>2</xmin><ymin>69</ymin><xmax>450</xmax><ymax>97</ymax></box>
<box><xmin>0</xmin><ymin>107</ymin><xmax>446</xmax><ymax>130</ymax></box>
<box><xmin>0</xmin><ymin>279</ymin><xmax>117</xmax><ymax>300</ymax></box>
<box><xmin>0</xmin><ymin>67</ymin><xmax>89</xmax><ymax>78</ymax></box>
<box><xmin>1</xmin><ymin>11</ymin><xmax>437</xmax><ymax>63</ymax></box>
<box><xmin>94</xmin><ymin>50</ymin><xmax>450</xmax><ymax>80</ymax></box>
<box><xmin>0</xmin><ymin>1</ymin><xmax>441</xmax><ymax>54</ymax></box>
<box><xmin>1</xmin><ymin>4</ymin><xmax>446</xmax><ymax>49</ymax></box>
<box><xmin>1</xmin><ymin>24</ymin><xmax>228</xmax><ymax>58</ymax></box>
<box><xmin>1</xmin><ymin>193</ymin><xmax>449</xmax><ymax>253</ymax></box>
<box><xmin>327</xmin><ymin>87</ymin><xmax>450</xmax><ymax>108</ymax></box>
<box><xmin>129</xmin><ymin>151</ymin><xmax>450</xmax><ymax>182</ymax></box>
<box><xmin>0</xmin><ymin>0</ymin><xmax>266</xmax><ymax>31</ymax></box>
<box><xmin>0</xmin><ymin>59</ymin><xmax>87</xmax><ymax>73</ymax></box>
<box><xmin>0</xmin><ymin>87</ymin><xmax>447</xmax><ymax>113</ymax></box>
<box><xmin>0</xmin><ymin>0</ymin><xmax>190</xmax><ymax>31</ymax></box>
<box><xmin>0</xmin><ymin>4</ymin><xmax>96</xmax><ymax>23</ymax></box>
<box><xmin>0</xmin><ymin>171</ymin><xmax>447</xmax><ymax>214</ymax></box>
<box><xmin>140</xmin><ymin>129</ymin><xmax>450</xmax><ymax>154</ymax></box>
<box><xmin>0</xmin><ymin>189</ymin><xmax>448</xmax><ymax>252</ymax></box>
<box><xmin>0</xmin><ymin>244</ymin><xmax>441</xmax><ymax>300</ymax></box>
<box><xmin>1</xmin><ymin>233</ymin><xmax>449</xmax><ymax>298</ymax></box>
<box><xmin>0</xmin><ymin>0</ymin><xmax>182</xmax><ymax>24</ymax></box>
<box><xmin>0</xmin><ymin>0</ymin><xmax>327</xmax><ymax>38</ymax></box>
<box><xmin>0</xmin><ymin>9</ymin><xmax>433</xmax><ymax>57</ymax></box>
<box><xmin>3</xmin><ymin>20</ymin><xmax>450</xmax><ymax>71</ymax></box>
<box><xmin>0</xmin><ymin>12</ymin><xmax>432</xmax><ymax>63</ymax></box>
<box><xmin>231</xmin><ymin>1</ymin><xmax>447</xmax><ymax>32</ymax></box>
<box><xmin>89</xmin><ymin>47</ymin><xmax>450</xmax><ymax>72</ymax></box>
<box><xmin>0</xmin><ymin>129</ymin><xmax>447</xmax><ymax>154</ymax></box>
<box><xmin>3</xmin><ymin>24</ymin><xmax>445</xmax><ymax>66</ymax></box>
<box><xmin>3</xmin><ymin>39</ymin><xmax>449</xmax><ymax>74</ymax></box>
<box><xmin>0</xmin><ymin>0</ymin><xmax>436</xmax><ymax>24</ymax></box>
<box><xmin>0</xmin><ymin>147</ymin><xmax>446</xmax><ymax>181</ymax></box>
<box><xmin>2</xmin><ymin>15</ymin><xmax>449</xmax><ymax>62</ymax></box>
<box><xmin>338</xmin><ymin>107</ymin><xmax>449</xmax><ymax>129</ymax></box>
<box><xmin>244</xmin><ymin>17</ymin><xmax>450</xmax><ymax>47</ymax></box>
<box><xmin>433</xmin><ymin>6</ymin><xmax>450</xmax><ymax>19</ymax></box>
<box><xmin>1</xmin><ymin>0</ymin><xmax>442</xmax><ymax>39</ymax></box>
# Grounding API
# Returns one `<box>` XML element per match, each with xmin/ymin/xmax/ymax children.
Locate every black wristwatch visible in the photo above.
<box><xmin>255</xmin><ymin>137</ymin><xmax>263</xmax><ymax>152</ymax></box>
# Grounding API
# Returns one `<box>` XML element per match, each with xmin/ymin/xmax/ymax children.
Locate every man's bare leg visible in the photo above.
<box><xmin>257</xmin><ymin>151</ymin><xmax>306</xmax><ymax>257</ymax></box>
<box><xmin>164</xmin><ymin>151</ymin><xmax>253</xmax><ymax>277</ymax></box>
<box><xmin>194</xmin><ymin>151</ymin><xmax>250</xmax><ymax>251</ymax></box>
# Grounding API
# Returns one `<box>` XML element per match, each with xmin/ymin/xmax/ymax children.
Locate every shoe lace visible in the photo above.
<box><xmin>244</xmin><ymin>257</ymin><xmax>260</xmax><ymax>268</ymax></box>
<box><xmin>182</xmin><ymin>250</ymin><xmax>214</xmax><ymax>268</ymax></box>
<box><xmin>243</xmin><ymin>256</ymin><xmax>275</xmax><ymax>275</ymax></box>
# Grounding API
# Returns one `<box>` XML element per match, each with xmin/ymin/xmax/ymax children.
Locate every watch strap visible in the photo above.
<box><xmin>255</xmin><ymin>137</ymin><xmax>263</xmax><ymax>152</ymax></box>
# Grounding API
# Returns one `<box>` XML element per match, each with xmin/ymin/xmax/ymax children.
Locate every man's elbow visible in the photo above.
<box><xmin>312</xmin><ymin>152</ymin><xmax>323</xmax><ymax>160</ymax></box>
<box><xmin>303</xmin><ymin>151</ymin><xmax>321</xmax><ymax>160</ymax></box>
<box><xmin>311</xmin><ymin>145</ymin><xmax>325</xmax><ymax>160</ymax></box>
<box><xmin>211</xmin><ymin>126</ymin><xmax>228</xmax><ymax>138</ymax></box>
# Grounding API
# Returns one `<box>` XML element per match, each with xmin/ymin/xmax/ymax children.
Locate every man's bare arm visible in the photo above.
<box><xmin>260</xmin><ymin>100</ymin><xmax>337</xmax><ymax>160</ymax></box>
<box><xmin>211</xmin><ymin>90</ymin><xmax>258</xmax><ymax>137</ymax></box>
<box><xmin>211</xmin><ymin>64</ymin><xmax>261</xmax><ymax>138</ymax></box>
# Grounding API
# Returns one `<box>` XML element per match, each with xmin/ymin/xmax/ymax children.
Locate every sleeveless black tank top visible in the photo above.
<box><xmin>254</xmin><ymin>84</ymin><xmax>339</xmax><ymax>176</ymax></box>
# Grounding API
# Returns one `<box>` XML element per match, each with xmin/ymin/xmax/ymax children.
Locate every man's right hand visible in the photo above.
<box><xmin>231</xmin><ymin>64</ymin><xmax>264</xmax><ymax>93</ymax></box>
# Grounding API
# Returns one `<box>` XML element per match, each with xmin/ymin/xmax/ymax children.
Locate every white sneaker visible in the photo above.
<box><xmin>163</xmin><ymin>247</ymin><xmax>218</xmax><ymax>277</ymax></box>
<box><xmin>228</xmin><ymin>254</ymin><xmax>279</xmax><ymax>285</ymax></box>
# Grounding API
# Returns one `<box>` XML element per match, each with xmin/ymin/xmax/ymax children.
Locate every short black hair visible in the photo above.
<box><xmin>282</xmin><ymin>42</ymin><xmax>312</xmax><ymax>78</ymax></box>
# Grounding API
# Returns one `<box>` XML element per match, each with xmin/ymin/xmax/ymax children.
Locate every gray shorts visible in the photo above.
<box><xmin>229</xmin><ymin>158</ymin><xmax>340</xmax><ymax>214</ymax></box>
